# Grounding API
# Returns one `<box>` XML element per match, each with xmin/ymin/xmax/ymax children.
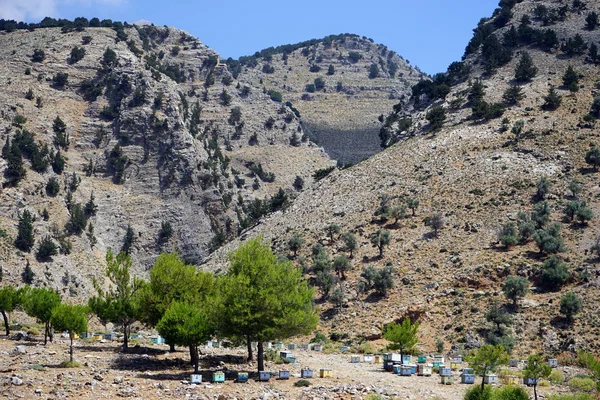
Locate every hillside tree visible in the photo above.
<box><xmin>23</xmin><ymin>287</ymin><xmax>61</xmax><ymax>345</ymax></box>
<box><xmin>523</xmin><ymin>354</ymin><xmax>552</xmax><ymax>400</ymax></box>
<box><xmin>383</xmin><ymin>319</ymin><xmax>418</xmax><ymax>365</ymax></box>
<box><xmin>469</xmin><ymin>344</ymin><xmax>509</xmax><ymax>391</ymax></box>
<box><xmin>217</xmin><ymin>237</ymin><xmax>318</xmax><ymax>371</ymax></box>
<box><xmin>51</xmin><ymin>304</ymin><xmax>88</xmax><ymax>364</ymax></box>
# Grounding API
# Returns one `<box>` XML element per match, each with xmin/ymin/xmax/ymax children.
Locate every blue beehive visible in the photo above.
<box><xmin>402</xmin><ymin>355</ymin><xmax>413</xmax><ymax>365</ymax></box>
<box><xmin>104</xmin><ymin>333</ymin><xmax>116</xmax><ymax>341</ymax></box>
<box><xmin>259</xmin><ymin>371</ymin><xmax>271</xmax><ymax>382</ymax></box>
<box><xmin>301</xmin><ymin>368</ymin><xmax>313</xmax><ymax>378</ymax></box>
<box><xmin>461</xmin><ymin>368</ymin><xmax>475</xmax><ymax>384</ymax></box>
<box><xmin>400</xmin><ymin>365</ymin><xmax>413</xmax><ymax>376</ymax></box>
<box><xmin>393</xmin><ymin>364</ymin><xmax>402</xmax><ymax>374</ymax></box>
<box><xmin>279</xmin><ymin>370</ymin><xmax>290</xmax><ymax>380</ymax></box>
<box><xmin>384</xmin><ymin>361</ymin><xmax>395</xmax><ymax>371</ymax></box>
<box><xmin>287</xmin><ymin>343</ymin><xmax>297</xmax><ymax>350</ymax></box>
<box><xmin>151</xmin><ymin>336</ymin><xmax>165</xmax><ymax>344</ymax></box>
<box><xmin>524</xmin><ymin>377</ymin><xmax>538</xmax><ymax>387</ymax></box>
<box><xmin>190</xmin><ymin>374</ymin><xmax>202</xmax><ymax>384</ymax></box>
<box><xmin>212</xmin><ymin>372</ymin><xmax>225</xmax><ymax>383</ymax></box>
<box><xmin>440</xmin><ymin>367</ymin><xmax>452</xmax><ymax>377</ymax></box>
<box><xmin>237</xmin><ymin>372</ymin><xmax>248</xmax><ymax>383</ymax></box>
<box><xmin>408</xmin><ymin>364</ymin><xmax>417</xmax><ymax>374</ymax></box>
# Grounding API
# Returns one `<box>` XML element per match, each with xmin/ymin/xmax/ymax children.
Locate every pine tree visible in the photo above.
<box><xmin>562</xmin><ymin>66</ymin><xmax>580</xmax><ymax>92</ymax></box>
<box><xmin>121</xmin><ymin>225</ymin><xmax>135</xmax><ymax>255</ymax></box>
<box><xmin>52</xmin><ymin>116</ymin><xmax>69</xmax><ymax>150</ymax></box>
<box><xmin>514</xmin><ymin>52</ymin><xmax>538</xmax><ymax>82</ymax></box>
<box><xmin>15</xmin><ymin>210</ymin><xmax>35</xmax><ymax>252</ymax></box>
<box><xmin>51</xmin><ymin>304</ymin><xmax>87</xmax><ymax>363</ymax></box>
<box><xmin>51</xmin><ymin>149</ymin><xmax>65</xmax><ymax>174</ymax></box>
<box><xmin>22</xmin><ymin>260</ymin><xmax>35</xmax><ymax>284</ymax></box>
<box><xmin>542</xmin><ymin>87</ymin><xmax>561</xmax><ymax>111</ymax></box>
<box><xmin>84</xmin><ymin>192</ymin><xmax>98</xmax><ymax>216</ymax></box>
<box><xmin>4</xmin><ymin>139</ymin><xmax>26</xmax><ymax>185</ymax></box>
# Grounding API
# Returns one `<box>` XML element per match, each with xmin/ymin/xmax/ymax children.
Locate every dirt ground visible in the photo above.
<box><xmin>0</xmin><ymin>334</ymin><xmax>579</xmax><ymax>400</ymax></box>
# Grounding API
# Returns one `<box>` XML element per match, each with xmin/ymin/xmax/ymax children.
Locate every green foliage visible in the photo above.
<box><xmin>568</xmin><ymin>377</ymin><xmax>596</xmax><ymax>391</ymax></box>
<box><xmin>305</xmin><ymin>83</ymin><xmax>315</xmax><ymax>93</ymax></box>
<box><xmin>383</xmin><ymin>319</ymin><xmax>418</xmax><ymax>360</ymax></box>
<box><xmin>106</xmin><ymin>144</ymin><xmax>128</xmax><ymax>184</ymax></box>
<box><xmin>586</xmin><ymin>11</ymin><xmax>599</xmax><ymax>30</ymax></box>
<box><xmin>485</xmin><ymin>302</ymin><xmax>513</xmax><ymax>331</ymax></box>
<box><xmin>327</xmin><ymin>64</ymin><xmax>335</xmax><ymax>75</ymax></box>
<box><xmin>84</xmin><ymin>193</ymin><xmax>98</xmax><ymax>217</ymax></box>
<box><xmin>121</xmin><ymin>225</ymin><xmax>135</xmax><ymax>255</ymax></box>
<box><xmin>314</xmin><ymin>77</ymin><xmax>325</xmax><ymax>90</ymax></box>
<box><xmin>548</xmin><ymin>394</ymin><xmax>593</xmax><ymax>400</ymax></box>
<box><xmin>158</xmin><ymin>221</ymin><xmax>172</xmax><ymax>244</ymax></box>
<box><xmin>533</xmin><ymin>223</ymin><xmax>566</xmax><ymax>255</ymax></box>
<box><xmin>494</xmin><ymin>385</ymin><xmax>529</xmax><ymax>400</ymax></box>
<box><xmin>313</xmin><ymin>166</ymin><xmax>335</xmax><ymax>181</ymax></box>
<box><xmin>348</xmin><ymin>51</ymin><xmax>362</xmax><ymax>63</ymax></box>
<box><xmin>287</xmin><ymin>234</ymin><xmax>304</xmax><ymax>257</ymax></box>
<box><xmin>464</xmin><ymin>385</ymin><xmax>493</xmax><ymax>400</ymax></box>
<box><xmin>559</xmin><ymin>292</ymin><xmax>582</xmax><ymax>321</ymax></box>
<box><xmin>542</xmin><ymin>87</ymin><xmax>561</xmax><ymax>111</ymax></box>
<box><xmin>22</xmin><ymin>261</ymin><xmax>35</xmax><ymax>284</ymax></box>
<box><xmin>294</xmin><ymin>379</ymin><xmax>311</xmax><ymax>387</ymax></box>
<box><xmin>472</xmin><ymin>100</ymin><xmax>506</xmax><ymax>121</ymax></box>
<box><xmin>0</xmin><ymin>285</ymin><xmax>25</xmax><ymax>335</ymax></box>
<box><xmin>53</xmin><ymin>116</ymin><xmax>69</xmax><ymax>150</ymax></box>
<box><xmin>332</xmin><ymin>255</ymin><xmax>351</xmax><ymax>280</ymax></box>
<box><xmin>268</xmin><ymin>89</ymin><xmax>282</xmax><ymax>102</ymax></box>
<box><xmin>89</xmin><ymin>250</ymin><xmax>144</xmax><ymax>350</ymax></box>
<box><xmin>562</xmin><ymin>66</ymin><xmax>580</xmax><ymax>92</ymax></box>
<box><xmin>426</xmin><ymin>106</ymin><xmax>446</xmax><ymax>131</ymax></box>
<box><xmin>562</xmin><ymin>34</ymin><xmax>587</xmax><ymax>57</ymax></box>
<box><xmin>37</xmin><ymin>235</ymin><xmax>58</xmax><ymax>261</ymax></box>
<box><xmin>23</xmin><ymin>287</ymin><xmax>61</xmax><ymax>344</ymax></box>
<box><xmin>359</xmin><ymin>265</ymin><xmax>394</xmax><ymax>297</ymax></box>
<box><xmin>502</xmin><ymin>276</ymin><xmax>529</xmax><ymax>309</ymax></box>
<box><xmin>548</xmin><ymin>369</ymin><xmax>565</xmax><ymax>385</ymax></box>
<box><xmin>102</xmin><ymin>48</ymin><xmax>118</xmax><ymax>68</ymax></box>
<box><xmin>541</xmin><ymin>255</ymin><xmax>569</xmax><ymax>290</ymax></box>
<box><xmin>468</xmin><ymin>344</ymin><xmax>509</xmax><ymax>390</ymax></box>
<box><xmin>68</xmin><ymin>46</ymin><xmax>85</xmax><ymax>64</ymax></box>
<box><xmin>503</xmin><ymin>86</ymin><xmax>525</xmax><ymax>105</ymax></box>
<box><xmin>51</xmin><ymin>149</ymin><xmax>65</xmax><ymax>174</ymax></box>
<box><xmin>15</xmin><ymin>209</ymin><xmax>34</xmax><ymax>252</ymax></box>
<box><xmin>341</xmin><ymin>231</ymin><xmax>357</xmax><ymax>258</ymax></box>
<box><xmin>293</xmin><ymin>175</ymin><xmax>304</xmax><ymax>191</ymax></box>
<box><xmin>523</xmin><ymin>354</ymin><xmax>552</xmax><ymax>399</ymax></box>
<box><xmin>157</xmin><ymin>301</ymin><xmax>213</xmax><ymax>372</ymax></box>
<box><xmin>52</xmin><ymin>72</ymin><xmax>69</xmax><ymax>88</ymax></box>
<box><xmin>32</xmin><ymin>49</ymin><xmax>45</xmax><ymax>62</ymax></box>
<box><xmin>217</xmin><ymin>237</ymin><xmax>318</xmax><ymax>371</ymax></box>
<box><xmin>370</xmin><ymin>229</ymin><xmax>391</xmax><ymax>257</ymax></box>
<box><xmin>499</xmin><ymin>222</ymin><xmax>518</xmax><ymax>248</ymax></box>
<box><xmin>585</xmin><ymin>146</ymin><xmax>600</xmax><ymax>171</ymax></box>
<box><xmin>514</xmin><ymin>52</ymin><xmax>538</xmax><ymax>82</ymax></box>
<box><xmin>66</xmin><ymin>203</ymin><xmax>87</xmax><ymax>235</ymax></box>
<box><xmin>369</xmin><ymin>63</ymin><xmax>379</xmax><ymax>79</ymax></box>
<box><xmin>219</xmin><ymin>89</ymin><xmax>231</xmax><ymax>106</ymax></box>
<box><xmin>3</xmin><ymin>138</ymin><xmax>26</xmax><ymax>185</ymax></box>
<box><xmin>51</xmin><ymin>304</ymin><xmax>88</xmax><ymax>362</ymax></box>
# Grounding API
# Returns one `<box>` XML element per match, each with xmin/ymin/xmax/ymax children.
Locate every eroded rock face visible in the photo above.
<box><xmin>0</xmin><ymin>25</ymin><xmax>332</xmax><ymax>291</ymax></box>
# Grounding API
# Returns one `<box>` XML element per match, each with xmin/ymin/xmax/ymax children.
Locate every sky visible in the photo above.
<box><xmin>0</xmin><ymin>0</ymin><xmax>500</xmax><ymax>75</ymax></box>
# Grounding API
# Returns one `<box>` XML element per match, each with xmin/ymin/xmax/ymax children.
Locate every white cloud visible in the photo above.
<box><xmin>0</xmin><ymin>0</ymin><xmax>125</xmax><ymax>22</ymax></box>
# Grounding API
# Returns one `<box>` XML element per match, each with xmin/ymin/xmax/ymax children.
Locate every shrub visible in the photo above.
<box><xmin>514</xmin><ymin>51</ymin><xmax>538</xmax><ymax>82</ymax></box>
<box><xmin>541</xmin><ymin>255</ymin><xmax>569</xmax><ymax>290</ymax></box>
<box><xmin>32</xmin><ymin>49</ymin><xmax>45</xmax><ymax>62</ymax></box>
<box><xmin>464</xmin><ymin>385</ymin><xmax>493</xmax><ymax>400</ymax></box>
<box><xmin>36</xmin><ymin>235</ymin><xmax>58</xmax><ymax>261</ymax></box>
<box><xmin>309</xmin><ymin>64</ymin><xmax>321</xmax><ymax>73</ymax></box>
<box><xmin>426</xmin><ymin>106</ymin><xmax>446</xmax><ymax>131</ymax></box>
<box><xmin>348</xmin><ymin>51</ymin><xmax>362</xmax><ymax>63</ymax></box>
<box><xmin>562</xmin><ymin>66</ymin><xmax>580</xmax><ymax>92</ymax></box>
<box><xmin>358</xmin><ymin>341</ymin><xmax>375</xmax><ymax>354</ymax></box>
<box><xmin>52</xmin><ymin>72</ymin><xmax>69</xmax><ymax>88</ymax></box>
<box><xmin>548</xmin><ymin>395</ymin><xmax>593</xmax><ymax>400</ymax></box>
<box><xmin>268</xmin><ymin>90</ymin><xmax>282</xmax><ymax>102</ymax></box>
<box><xmin>314</xmin><ymin>77</ymin><xmax>325</xmax><ymax>90</ymax></box>
<box><xmin>567</xmin><ymin>377</ymin><xmax>595</xmax><ymax>391</ymax></box>
<box><xmin>369</xmin><ymin>63</ymin><xmax>379</xmax><ymax>79</ymax></box>
<box><xmin>542</xmin><ymin>87</ymin><xmax>561</xmax><ymax>110</ymax></box>
<box><xmin>294</xmin><ymin>379</ymin><xmax>311</xmax><ymax>387</ymax></box>
<box><xmin>494</xmin><ymin>385</ymin><xmax>529</xmax><ymax>400</ymax></box>
<box><xmin>68</xmin><ymin>46</ymin><xmax>85</xmax><ymax>64</ymax></box>
<box><xmin>560</xmin><ymin>292</ymin><xmax>582</xmax><ymax>321</ymax></box>
<box><xmin>585</xmin><ymin>146</ymin><xmax>600</xmax><ymax>171</ymax></box>
<box><xmin>503</xmin><ymin>86</ymin><xmax>525</xmax><ymax>105</ymax></box>
<box><xmin>548</xmin><ymin>369</ymin><xmax>564</xmax><ymax>384</ymax></box>
<box><xmin>45</xmin><ymin>177</ymin><xmax>60</xmax><ymax>196</ymax></box>
<box><xmin>533</xmin><ymin>223</ymin><xmax>566</xmax><ymax>255</ymax></box>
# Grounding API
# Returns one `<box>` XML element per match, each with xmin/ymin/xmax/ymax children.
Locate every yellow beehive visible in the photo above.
<box><xmin>374</xmin><ymin>355</ymin><xmax>383</xmax><ymax>364</ymax></box>
<box><xmin>505</xmin><ymin>376</ymin><xmax>519</xmax><ymax>385</ymax></box>
<box><xmin>319</xmin><ymin>369</ymin><xmax>333</xmax><ymax>378</ymax></box>
<box><xmin>92</xmin><ymin>334</ymin><xmax>103</xmax><ymax>340</ymax></box>
<box><xmin>451</xmin><ymin>362</ymin><xmax>461</xmax><ymax>370</ymax></box>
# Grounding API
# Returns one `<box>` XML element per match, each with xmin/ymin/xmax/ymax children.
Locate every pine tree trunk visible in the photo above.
<box><xmin>247</xmin><ymin>336</ymin><xmax>253</xmax><ymax>361</ymax></box>
<box><xmin>190</xmin><ymin>345</ymin><xmax>199</xmax><ymax>373</ymax></box>
<box><xmin>1</xmin><ymin>310</ymin><xmax>9</xmax><ymax>336</ymax></box>
<box><xmin>481</xmin><ymin>376</ymin><xmax>485</xmax><ymax>392</ymax></box>
<box><xmin>169</xmin><ymin>343</ymin><xmax>175</xmax><ymax>352</ymax></box>
<box><xmin>123</xmin><ymin>323</ymin><xmax>129</xmax><ymax>351</ymax></box>
<box><xmin>69</xmin><ymin>333</ymin><xmax>74</xmax><ymax>363</ymax></box>
<box><xmin>257</xmin><ymin>342</ymin><xmax>264</xmax><ymax>372</ymax></box>
<box><xmin>44</xmin><ymin>321</ymin><xmax>48</xmax><ymax>345</ymax></box>
<box><xmin>533</xmin><ymin>384</ymin><xmax>538</xmax><ymax>400</ymax></box>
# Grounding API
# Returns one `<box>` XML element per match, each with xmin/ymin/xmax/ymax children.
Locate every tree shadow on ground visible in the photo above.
<box><xmin>550</xmin><ymin>315</ymin><xmax>572</xmax><ymax>330</ymax></box>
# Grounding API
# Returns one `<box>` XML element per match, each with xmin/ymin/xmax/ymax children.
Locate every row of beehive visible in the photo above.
<box><xmin>189</xmin><ymin>368</ymin><xmax>331</xmax><ymax>384</ymax></box>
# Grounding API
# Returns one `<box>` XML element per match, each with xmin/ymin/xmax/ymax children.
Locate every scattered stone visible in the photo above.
<box><xmin>114</xmin><ymin>376</ymin><xmax>124</xmax><ymax>384</ymax></box>
<box><xmin>11</xmin><ymin>376</ymin><xmax>23</xmax><ymax>386</ymax></box>
<box><xmin>93</xmin><ymin>373</ymin><xmax>104</xmax><ymax>381</ymax></box>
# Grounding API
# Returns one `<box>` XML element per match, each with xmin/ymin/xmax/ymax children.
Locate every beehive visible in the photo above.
<box><xmin>319</xmin><ymin>369</ymin><xmax>333</xmax><ymax>378</ymax></box>
<box><xmin>190</xmin><ymin>374</ymin><xmax>202</xmax><ymax>384</ymax></box>
<box><xmin>212</xmin><ymin>372</ymin><xmax>225</xmax><ymax>383</ymax></box>
<box><xmin>301</xmin><ymin>368</ymin><xmax>313</xmax><ymax>378</ymax></box>
<box><xmin>237</xmin><ymin>372</ymin><xmax>248</xmax><ymax>383</ymax></box>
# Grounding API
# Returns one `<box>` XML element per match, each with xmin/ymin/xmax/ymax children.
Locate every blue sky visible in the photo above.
<box><xmin>3</xmin><ymin>0</ymin><xmax>500</xmax><ymax>75</ymax></box>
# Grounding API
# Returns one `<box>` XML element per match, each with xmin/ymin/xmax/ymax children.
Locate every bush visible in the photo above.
<box><xmin>268</xmin><ymin>90</ymin><xmax>282</xmax><ymax>102</ymax></box>
<box><xmin>560</xmin><ymin>292</ymin><xmax>582</xmax><ymax>321</ymax></box>
<box><xmin>426</xmin><ymin>106</ymin><xmax>446</xmax><ymax>131</ymax></box>
<box><xmin>294</xmin><ymin>379</ymin><xmax>311</xmax><ymax>387</ymax></box>
<box><xmin>548</xmin><ymin>395</ymin><xmax>593</xmax><ymax>400</ymax></box>
<box><xmin>369</xmin><ymin>63</ymin><xmax>379</xmax><ymax>79</ymax></box>
<box><xmin>314</xmin><ymin>77</ymin><xmax>325</xmax><ymax>90</ymax></box>
<box><xmin>52</xmin><ymin>72</ymin><xmax>69</xmax><ymax>88</ymax></box>
<box><xmin>45</xmin><ymin>177</ymin><xmax>60</xmax><ymax>196</ymax></box>
<box><xmin>548</xmin><ymin>369</ymin><xmax>564</xmax><ymax>384</ymax></box>
<box><xmin>36</xmin><ymin>235</ymin><xmax>58</xmax><ymax>261</ymax></box>
<box><xmin>540</xmin><ymin>255</ymin><xmax>569</xmax><ymax>290</ymax></box>
<box><xmin>358</xmin><ymin>341</ymin><xmax>375</xmax><ymax>354</ymax></box>
<box><xmin>464</xmin><ymin>385</ymin><xmax>493</xmax><ymax>400</ymax></box>
<box><xmin>32</xmin><ymin>49</ymin><xmax>45</xmax><ymax>62</ymax></box>
<box><xmin>542</xmin><ymin>87</ymin><xmax>561</xmax><ymax>111</ymax></box>
<box><xmin>567</xmin><ymin>377</ymin><xmax>596</xmax><ymax>391</ymax></box>
<box><xmin>68</xmin><ymin>46</ymin><xmax>85</xmax><ymax>64</ymax></box>
<box><xmin>493</xmin><ymin>385</ymin><xmax>529</xmax><ymax>400</ymax></box>
<box><xmin>348</xmin><ymin>51</ymin><xmax>362</xmax><ymax>63</ymax></box>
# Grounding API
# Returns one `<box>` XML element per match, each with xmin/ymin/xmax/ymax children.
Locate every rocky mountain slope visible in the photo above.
<box><xmin>0</xmin><ymin>23</ymin><xmax>332</xmax><ymax>294</ymax></box>
<box><xmin>232</xmin><ymin>34</ymin><xmax>426</xmax><ymax>165</ymax></box>
<box><xmin>206</xmin><ymin>0</ymin><xmax>600</xmax><ymax>358</ymax></box>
